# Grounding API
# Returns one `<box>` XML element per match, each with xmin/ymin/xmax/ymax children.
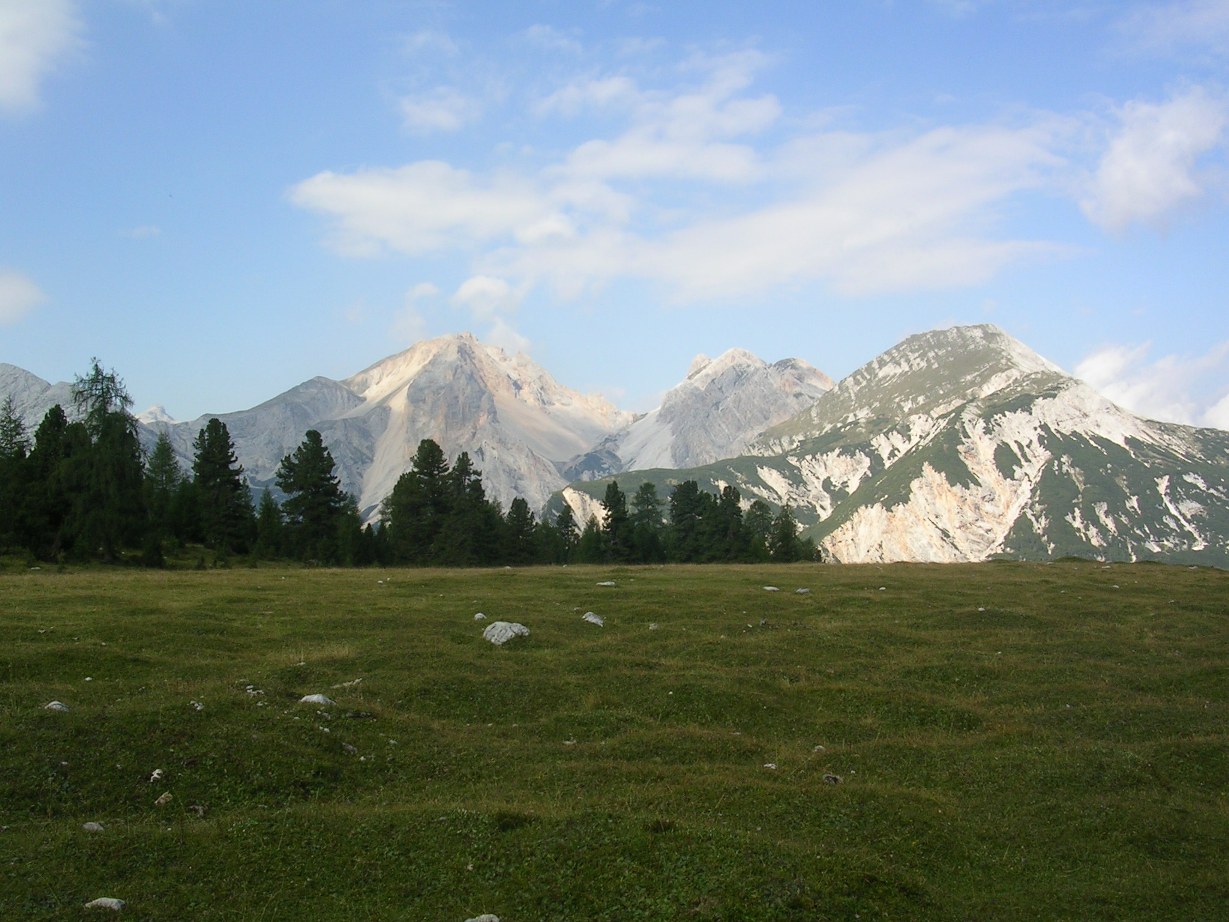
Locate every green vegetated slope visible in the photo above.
<box><xmin>2</xmin><ymin>563</ymin><xmax>1227</xmax><ymax>920</ymax></box>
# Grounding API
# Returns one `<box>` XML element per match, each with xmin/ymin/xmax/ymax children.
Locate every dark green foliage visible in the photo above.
<box><xmin>276</xmin><ymin>429</ymin><xmax>348</xmax><ymax>563</ymax></box>
<box><xmin>601</xmin><ymin>480</ymin><xmax>631</xmax><ymax>561</ymax></box>
<box><xmin>504</xmin><ymin>497</ymin><xmax>538</xmax><ymax>565</ymax></box>
<box><xmin>253</xmin><ymin>488</ymin><xmax>284</xmax><ymax>560</ymax></box>
<box><xmin>0</xmin><ymin>396</ymin><xmax>29</xmax><ymax>551</ymax></box>
<box><xmin>193</xmin><ymin>418</ymin><xmax>255</xmax><ymax>556</ymax></box>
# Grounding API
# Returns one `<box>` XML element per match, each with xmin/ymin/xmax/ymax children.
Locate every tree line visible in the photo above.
<box><xmin>0</xmin><ymin>359</ymin><xmax>815</xmax><ymax>567</ymax></box>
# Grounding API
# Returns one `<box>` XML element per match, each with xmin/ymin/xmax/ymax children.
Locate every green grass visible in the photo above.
<box><xmin>1</xmin><ymin>561</ymin><xmax>1226</xmax><ymax>920</ymax></box>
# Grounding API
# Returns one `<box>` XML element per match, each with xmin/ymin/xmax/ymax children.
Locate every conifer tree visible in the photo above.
<box><xmin>575</xmin><ymin>514</ymin><xmax>606</xmax><ymax>563</ymax></box>
<box><xmin>630</xmin><ymin>481</ymin><xmax>665</xmax><ymax>562</ymax></box>
<box><xmin>552</xmin><ymin>503</ymin><xmax>579</xmax><ymax>562</ymax></box>
<box><xmin>768</xmin><ymin>504</ymin><xmax>803</xmax><ymax>562</ymax></box>
<box><xmin>0</xmin><ymin>397</ymin><xmax>29</xmax><ymax>552</ymax></box>
<box><xmin>504</xmin><ymin>496</ymin><xmax>537</xmax><ymax>565</ymax></box>
<box><xmin>744</xmin><ymin>499</ymin><xmax>774</xmax><ymax>561</ymax></box>
<box><xmin>276</xmin><ymin>429</ymin><xmax>346</xmax><ymax>563</ymax></box>
<box><xmin>600</xmin><ymin>480</ymin><xmax>630</xmax><ymax>561</ymax></box>
<box><xmin>70</xmin><ymin>360</ymin><xmax>145</xmax><ymax>561</ymax></box>
<box><xmin>193</xmin><ymin>418</ymin><xmax>254</xmax><ymax>555</ymax></box>
<box><xmin>383</xmin><ymin>439</ymin><xmax>451</xmax><ymax>564</ymax></box>
<box><xmin>144</xmin><ymin>432</ymin><xmax>184</xmax><ymax>544</ymax></box>
<box><xmin>253</xmin><ymin>488</ymin><xmax>284</xmax><ymax>560</ymax></box>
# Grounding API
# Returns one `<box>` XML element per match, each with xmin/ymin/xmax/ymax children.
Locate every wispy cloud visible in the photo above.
<box><xmin>1076</xmin><ymin>339</ymin><xmax>1229</xmax><ymax>428</ymax></box>
<box><xmin>0</xmin><ymin>269</ymin><xmax>47</xmax><ymax>325</ymax></box>
<box><xmin>0</xmin><ymin>0</ymin><xmax>83</xmax><ymax>114</ymax></box>
<box><xmin>1081</xmin><ymin>85</ymin><xmax>1229</xmax><ymax>231</ymax></box>
<box><xmin>400</xmin><ymin>86</ymin><xmax>482</xmax><ymax>133</ymax></box>
<box><xmin>1116</xmin><ymin>0</ymin><xmax>1229</xmax><ymax>59</ymax></box>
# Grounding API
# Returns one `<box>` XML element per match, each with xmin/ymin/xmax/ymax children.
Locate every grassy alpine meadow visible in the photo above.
<box><xmin>0</xmin><ymin>560</ymin><xmax>1226</xmax><ymax>920</ymax></box>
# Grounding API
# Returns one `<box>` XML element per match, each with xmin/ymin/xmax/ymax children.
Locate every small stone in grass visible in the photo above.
<box><xmin>582</xmin><ymin>612</ymin><xmax>604</xmax><ymax>626</ymax></box>
<box><xmin>44</xmin><ymin>700</ymin><xmax>69</xmax><ymax>712</ymax></box>
<box><xmin>299</xmin><ymin>694</ymin><xmax>335</xmax><ymax>706</ymax></box>
<box><xmin>154</xmin><ymin>792</ymin><xmax>173</xmax><ymax>807</ymax></box>
<box><xmin>823</xmin><ymin>773</ymin><xmax>843</xmax><ymax>785</ymax></box>
<box><xmin>84</xmin><ymin>897</ymin><xmax>125</xmax><ymax>911</ymax></box>
<box><xmin>465</xmin><ymin>915</ymin><xmax>500</xmax><ymax>922</ymax></box>
<box><xmin>82</xmin><ymin>821</ymin><xmax>105</xmax><ymax>833</ymax></box>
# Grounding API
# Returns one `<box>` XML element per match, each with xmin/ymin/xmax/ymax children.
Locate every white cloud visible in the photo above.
<box><xmin>1116</xmin><ymin>0</ymin><xmax>1229</xmax><ymax>58</ymax></box>
<box><xmin>294</xmin><ymin>50</ymin><xmax>1078</xmax><ymax>305</ymax></box>
<box><xmin>1081</xmin><ymin>86</ymin><xmax>1229</xmax><ymax>231</ymax></box>
<box><xmin>451</xmin><ymin>275</ymin><xmax>520</xmax><ymax>321</ymax></box>
<box><xmin>390</xmin><ymin>282</ymin><xmax>438</xmax><ymax>344</ymax></box>
<box><xmin>0</xmin><ymin>0</ymin><xmax>83</xmax><ymax>114</ymax></box>
<box><xmin>403</xmin><ymin>29</ymin><xmax>459</xmax><ymax>57</ymax></box>
<box><xmin>0</xmin><ymin>269</ymin><xmax>47</xmax><ymax>325</ymax></box>
<box><xmin>1075</xmin><ymin>339</ymin><xmax>1229</xmax><ymax>427</ymax></box>
<box><xmin>400</xmin><ymin>86</ymin><xmax>482</xmax><ymax>133</ymax></box>
<box><xmin>289</xmin><ymin>162</ymin><xmax>554</xmax><ymax>256</ymax></box>
<box><xmin>486</xmin><ymin>316</ymin><xmax>532</xmax><ymax>355</ymax></box>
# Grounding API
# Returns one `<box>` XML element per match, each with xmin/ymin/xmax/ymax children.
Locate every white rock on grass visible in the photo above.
<box><xmin>84</xmin><ymin>897</ymin><xmax>126</xmax><ymax>911</ymax></box>
<box><xmin>44</xmin><ymin>700</ymin><xmax>69</xmax><ymax>712</ymax></box>
<box><xmin>465</xmin><ymin>915</ymin><xmax>500</xmax><ymax>922</ymax></box>
<box><xmin>795</xmin><ymin>588</ymin><xmax>811</xmax><ymax>594</ymax></box>
<box><xmin>763</xmin><ymin>586</ymin><xmax>779</xmax><ymax>592</ymax></box>
<box><xmin>473</xmin><ymin>612</ymin><xmax>487</xmax><ymax>621</ymax></box>
<box><xmin>483</xmin><ymin>621</ymin><xmax>529</xmax><ymax>646</ymax></box>
<box><xmin>596</xmin><ymin>580</ymin><xmax>616</xmax><ymax>587</ymax></box>
<box><xmin>82</xmin><ymin>822</ymin><xmax>105</xmax><ymax>833</ymax></box>
<box><xmin>582</xmin><ymin>612</ymin><xmax>604</xmax><ymax>626</ymax></box>
<box><xmin>299</xmin><ymin>694</ymin><xmax>335</xmax><ymax>706</ymax></box>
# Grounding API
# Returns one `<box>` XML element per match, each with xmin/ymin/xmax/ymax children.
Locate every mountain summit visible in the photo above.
<box><xmin>563</xmin><ymin>347</ymin><xmax>833</xmax><ymax>479</ymax></box>
<box><xmin>566</xmin><ymin>324</ymin><xmax>1229</xmax><ymax>566</ymax></box>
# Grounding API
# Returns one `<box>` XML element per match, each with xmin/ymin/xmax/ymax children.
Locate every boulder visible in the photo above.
<box><xmin>483</xmin><ymin>621</ymin><xmax>529</xmax><ymax>645</ymax></box>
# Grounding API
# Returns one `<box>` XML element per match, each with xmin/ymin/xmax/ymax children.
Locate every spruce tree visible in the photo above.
<box><xmin>630</xmin><ymin>481</ymin><xmax>665</xmax><ymax>562</ymax></box>
<box><xmin>0</xmin><ymin>397</ymin><xmax>29</xmax><ymax>552</ymax></box>
<box><xmin>600</xmin><ymin>480</ymin><xmax>630</xmax><ymax>561</ymax></box>
<box><xmin>276</xmin><ymin>429</ymin><xmax>346</xmax><ymax>563</ymax></box>
<box><xmin>70</xmin><ymin>361</ymin><xmax>145</xmax><ymax>561</ymax></box>
<box><xmin>382</xmin><ymin>439</ymin><xmax>451</xmax><ymax>564</ymax></box>
<box><xmin>504</xmin><ymin>496</ymin><xmax>537</xmax><ymax>565</ymax></box>
<box><xmin>193</xmin><ymin>418</ymin><xmax>254</xmax><ymax>555</ymax></box>
<box><xmin>144</xmin><ymin>432</ymin><xmax>184</xmax><ymax>544</ymax></box>
<box><xmin>768</xmin><ymin>505</ymin><xmax>803</xmax><ymax>562</ymax></box>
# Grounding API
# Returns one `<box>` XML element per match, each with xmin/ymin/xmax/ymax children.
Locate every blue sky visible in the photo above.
<box><xmin>2</xmin><ymin>0</ymin><xmax>1228</xmax><ymax>429</ymax></box>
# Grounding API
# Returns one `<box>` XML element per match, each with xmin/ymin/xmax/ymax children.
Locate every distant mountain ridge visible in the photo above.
<box><xmin>2</xmin><ymin>333</ymin><xmax>821</xmax><ymax>521</ymax></box>
<box><xmin>563</xmin><ymin>324</ymin><xmax>1229</xmax><ymax>567</ymax></box>
<box><xmin>6</xmin><ymin>325</ymin><xmax>1228</xmax><ymax>566</ymax></box>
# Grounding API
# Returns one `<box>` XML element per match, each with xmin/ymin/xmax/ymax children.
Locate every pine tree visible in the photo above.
<box><xmin>276</xmin><ymin>429</ymin><xmax>346</xmax><ymax>563</ymax></box>
<box><xmin>0</xmin><ymin>397</ymin><xmax>29</xmax><ymax>552</ymax></box>
<box><xmin>70</xmin><ymin>361</ymin><xmax>146</xmax><ymax>561</ymax></box>
<box><xmin>552</xmin><ymin>503</ymin><xmax>579</xmax><ymax>562</ymax></box>
<box><xmin>668</xmin><ymin>480</ymin><xmax>705</xmax><ymax>562</ymax></box>
<box><xmin>630</xmin><ymin>481</ymin><xmax>665</xmax><ymax>562</ymax></box>
<box><xmin>504</xmin><ymin>496</ymin><xmax>537</xmax><ymax>565</ymax></box>
<box><xmin>144</xmin><ymin>432</ymin><xmax>184</xmax><ymax>544</ymax></box>
<box><xmin>575</xmin><ymin>514</ymin><xmax>606</xmax><ymax>563</ymax></box>
<box><xmin>713</xmin><ymin>485</ymin><xmax>748</xmax><ymax>561</ymax></box>
<box><xmin>768</xmin><ymin>505</ymin><xmax>803</xmax><ymax>562</ymax></box>
<box><xmin>382</xmin><ymin>439</ymin><xmax>451</xmax><ymax>564</ymax></box>
<box><xmin>744</xmin><ymin>499</ymin><xmax>774</xmax><ymax>561</ymax></box>
<box><xmin>601</xmin><ymin>480</ymin><xmax>630</xmax><ymax>561</ymax></box>
<box><xmin>193</xmin><ymin>418</ymin><xmax>254</xmax><ymax>556</ymax></box>
<box><xmin>253</xmin><ymin>488</ymin><xmax>284</xmax><ymax>560</ymax></box>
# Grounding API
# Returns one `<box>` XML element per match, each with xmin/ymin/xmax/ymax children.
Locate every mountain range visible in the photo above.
<box><xmin>3</xmin><ymin>324</ymin><xmax>1227</xmax><ymax>566</ymax></box>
